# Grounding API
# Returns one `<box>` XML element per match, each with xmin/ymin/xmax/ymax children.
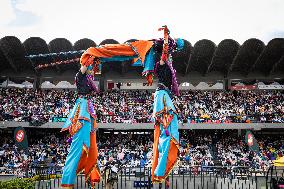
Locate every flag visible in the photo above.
<box><xmin>245</xmin><ymin>130</ymin><xmax>259</xmax><ymax>153</ymax></box>
<box><xmin>14</xmin><ymin>127</ymin><xmax>28</xmax><ymax>151</ymax></box>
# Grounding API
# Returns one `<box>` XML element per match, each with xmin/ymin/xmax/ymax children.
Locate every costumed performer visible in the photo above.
<box><xmin>61</xmin><ymin>56</ymin><xmax>101</xmax><ymax>189</ymax></box>
<box><xmin>151</xmin><ymin>26</ymin><xmax>181</xmax><ymax>185</ymax></box>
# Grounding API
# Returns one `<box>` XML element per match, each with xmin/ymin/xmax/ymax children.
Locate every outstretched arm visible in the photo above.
<box><xmin>159</xmin><ymin>36</ymin><xmax>167</xmax><ymax>65</ymax></box>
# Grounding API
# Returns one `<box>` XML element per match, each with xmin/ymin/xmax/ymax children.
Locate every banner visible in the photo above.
<box><xmin>133</xmin><ymin>181</ymin><xmax>153</xmax><ymax>188</ymax></box>
<box><xmin>258</xmin><ymin>85</ymin><xmax>284</xmax><ymax>90</ymax></box>
<box><xmin>52</xmin><ymin>117</ymin><xmax>68</xmax><ymax>122</ymax></box>
<box><xmin>14</xmin><ymin>127</ymin><xmax>28</xmax><ymax>151</ymax></box>
<box><xmin>245</xmin><ymin>130</ymin><xmax>259</xmax><ymax>153</ymax></box>
<box><xmin>230</xmin><ymin>85</ymin><xmax>257</xmax><ymax>90</ymax></box>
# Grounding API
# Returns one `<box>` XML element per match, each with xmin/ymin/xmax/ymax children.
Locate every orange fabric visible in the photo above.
<box><xmin>80</xmin><ymin>40</ymin><xmax>153</xmax><ymax>66</ymax></box>
<box><xmin>153</xmin><ymin>139</ymin><xmax>179</xmax><ymax>182</ymax></box>
<box><xmin>151</xmin><ymin>123</ymin><xmax>160</xmax><ymax>182</ymax></box>
<box><xmin>85</xmin><ymin>130</ymin><xmax>100</xmax><ymax>183</ymax></box>
<box><xmin>89</xmin><ymin>167</ymin><xmax>101</xmax><ymax>183</ymax></box>
<box><xmin>61</xmin><ymin>184</ymin><xmax>74</xmax><ymax>188</ymax></box>
<box><xmin>76</xmin><ymin>149</ymin><xmax>88</xmax><ymax>174</ymax></box>
<box><xmin>164</xmin><ymin>139</ymin><xmax>179</xmax><ymax>176</ymax></box>
<box><xmin>146</xmin><ymin>73</ymin><xmax>153</xmax><ymax>86</ymax></box>
<box><xmin>75</xmin><ymin>121</ymin><xmax>100</xmax><ymax>184</ymax></box>
<box><xmin>131</xmin><ymin>40</ymin><xmax>154</xmax><ymax>63</ymax></box>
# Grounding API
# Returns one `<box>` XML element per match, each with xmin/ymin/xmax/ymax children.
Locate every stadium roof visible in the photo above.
<box><xmin>0</xmin><ymin>36</ymin><xmax>283</xmax><ymax>77</ymax></box>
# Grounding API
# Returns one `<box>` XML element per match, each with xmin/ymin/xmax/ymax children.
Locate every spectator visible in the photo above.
<box><xmin>0</xmin><ymin>88</ymin><xmax>283</xmax><ymax>124</ymax></box>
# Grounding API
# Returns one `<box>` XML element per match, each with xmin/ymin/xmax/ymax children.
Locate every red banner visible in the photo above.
<box><xmin>230</xmin><ymin>85</ymin><xmax>257</xmax><ymax>90</ymax></box>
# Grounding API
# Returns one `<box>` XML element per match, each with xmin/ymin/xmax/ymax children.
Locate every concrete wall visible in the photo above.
<box><xmin>1</xmin><ymin>121</ymin><xmax>283</xmax><ymax>130</ymax></box>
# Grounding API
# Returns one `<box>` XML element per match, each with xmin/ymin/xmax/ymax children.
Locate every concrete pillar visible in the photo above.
<box><xmin>224</xmin><ymin>79</ymin><xmax>230</xmax><ymax>91</ymax></box>
<box><xmin>238</xmin><ymin>129</ymin><xmax>242</xmax><ymax>137</ymax></box>
<box><xmin>99</xmin><ymin>77</ymin><xmax>106</xmax><ymax>91</ymax></box>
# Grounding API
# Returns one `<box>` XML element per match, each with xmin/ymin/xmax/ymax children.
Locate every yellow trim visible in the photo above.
<box><xmin>83</xmin><ymin>144</ymin><xmax>89</xmax><ymax>156</ymax></box>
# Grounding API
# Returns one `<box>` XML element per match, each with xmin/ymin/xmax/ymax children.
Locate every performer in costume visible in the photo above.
<box><xmin>61</xmin><ymin>56</ymin><xmax>101</xmax><ymax>189</ymax></box>
<box><xmin>151</xmin><ymin>26</ymin><xmax>181</xmax><ymax>184</ymax></box>
<box><xmin>32</xmin><ymin>26</ymin><xmax>184</xmax><ymax>188</ymax></box>
<box><xmin>75</xmin><ymin>25</ymin><xmax>184</xmax><ymax>185</ymax></box>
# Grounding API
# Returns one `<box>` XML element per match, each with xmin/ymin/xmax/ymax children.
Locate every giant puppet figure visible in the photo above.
<box><xmin>60</xmin><ymin>26</ymin><xmax>183</xmax><ymax>187</ymax></box>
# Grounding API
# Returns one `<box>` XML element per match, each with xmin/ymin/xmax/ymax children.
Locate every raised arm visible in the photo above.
<box><xmin>159</xmin><ymin>35</ymin><xmax>168</xmax><ymax>66</ymax></box>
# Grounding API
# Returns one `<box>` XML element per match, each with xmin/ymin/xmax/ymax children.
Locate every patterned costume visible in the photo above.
<box><xmin>61</xmin><ymin>66</ymin><xmax>100</xmax><ymax>188</ymax></box>
<box><xmin>32</xmin><ymin>26</ymin><xmax>184</xmax><ymax>187</ymax></box>
<box><xmin>78</xmin><ymin>26</ymin><xmax>184</xmax><ymax>184</ymax></box>
<box><xmin>150</xmin><ymin>28</ymin><xmax>182</xmax><ymax>182</ymax></box>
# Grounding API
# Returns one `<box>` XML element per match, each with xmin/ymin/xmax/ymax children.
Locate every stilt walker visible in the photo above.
<box><xmin>151</xmin><ymin>26</ymin><xmax>182</xmax><ymax>184</ymax></box>
<box><xmin>61</xmin><ymin>56</ymin><xmax>101</xmax><ymax>189</ymax></box>
<box><xmin>58</xmin><ymin>26</ymin><xmax>184</xmax><ymax>187</ymax></box>
<box><xmin>31</xmin><ymin>26</ymin><xmax>184</xmax><ymax>188</ymax></box>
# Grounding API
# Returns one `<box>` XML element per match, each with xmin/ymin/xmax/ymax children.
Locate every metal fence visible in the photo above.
<box><xmin>265</xmin><ymin>166</ymin><xmax>284</xmax><ymax>189</ymax></box>
<box><xmin>32</xmin><ymin>165</ymin><xmax>275</xmax><ymax>189</ymax></box>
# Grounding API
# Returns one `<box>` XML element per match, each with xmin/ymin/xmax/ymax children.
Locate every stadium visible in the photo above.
<box><xmin>1</xmin><ymin>0</ymin><xmax>284</xmax><ymax>188</ymax></box>
<box><xmin>0</xmin><ymin>34</ymin><xmax>283</xmax><ymax>189</ymax></box>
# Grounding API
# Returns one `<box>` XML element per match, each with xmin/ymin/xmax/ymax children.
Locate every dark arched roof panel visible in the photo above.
<box><xmin>271</xmin><ymin>55</ymin><xmax>284</xmax><ymax>74</ymax></box>
<box><xmin>48</xmin><ymin>38</ymin><xmax>76</xmax><ymax>71</ymax></box>
<box><xmin>172</xmin><ymin>39</ymin><xmax>193</xmax><ymax>74</ymax></box>
<box><xmin>188</xmin><ymin>39</ymin><xmax>216</xmax><ymax>75</ymax></box>
<box><xmin>0</xmin><ymin>36</ymin><xmax>31</xmax><ymax>72</ymax></box>
<box><xmin>48</xmin><ymin>38</ymin><xmax>73</xmax><ymax>53</ymax></box>
<box><xmin>99</xmin><ymin>39</ymin><xmax>119</xmax><ymax>46</ymax></box>
<box><xmin>229</xmin><ymin>38</ymin><xmax>265</xmax><ymax>75</ymax></box>
<box><xmin>253</xmin><ymin>38</ymin><xmax>284</xmax><ymax>75</ymax></box>
<box><xmin>207</xmin><ymin>39</ymin><xmax>240</xmax><ymax>75</ymax></box>
<box><xmin>73</xmin><ymin>38</ymin><xmax>96</xmax><ymax>51</ymax></box>
<box><xmin>23</xmin><ymin>37</ymin><xmax>50</xmax><ymax>55</ymax></box>
<box><xmin>23</xmin><ymin>37</ymin><xmax>51</xmax><ymax>68</ymax></box>
<box><xmin>0</xmin><ymin>49</ymin><xmax>11</xmax><ymax>70</ymax></box>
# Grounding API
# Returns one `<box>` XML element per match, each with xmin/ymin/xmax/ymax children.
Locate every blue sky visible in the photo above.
<box><xmin>0</xmin><ymin>0</ymin><xmax>283</xmax><ymax>44</ymax></box>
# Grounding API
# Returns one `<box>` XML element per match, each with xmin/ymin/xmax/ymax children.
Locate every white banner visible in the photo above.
<box><xmin>258</xmin><ymin>85</ymin><xmax>284</xmax><ymax>90</ymax></box>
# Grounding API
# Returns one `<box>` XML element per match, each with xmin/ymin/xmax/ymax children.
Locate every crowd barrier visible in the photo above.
<box><xmin>29</xmin><ymin>165</ymin><xmax>274</xmax><ymax>189</ymax></box>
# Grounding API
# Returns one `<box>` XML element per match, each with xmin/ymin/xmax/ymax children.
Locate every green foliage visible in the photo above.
<box><xmin>0</xmin><ymin>178</ymin><xmax>35</xmax><ymax>189</ymax></box>
<box><xmin>0</xmin><ymin>175</ymin><xmax>62</xmax><ymax>189</ymax></box>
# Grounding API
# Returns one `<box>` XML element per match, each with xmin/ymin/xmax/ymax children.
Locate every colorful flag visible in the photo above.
<box><xmin>14</xmin><ymin>127</ymin><xmax>28</xmax><ymax>151</ymax></box>
<box><xmin>245</xmin><ymin>130</ymin><xmax>259</xmax><ymax>153</ymax></box>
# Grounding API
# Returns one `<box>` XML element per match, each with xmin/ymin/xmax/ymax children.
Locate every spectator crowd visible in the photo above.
<box><xmin>0</xmin><ymin>88</ymin><xmax>283</xmax><ymax>124</ymax></box>
<box><xmin>0</xmin><ymin>130</ymin><xmax>283</xmax><ymax>176</ymax></box>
